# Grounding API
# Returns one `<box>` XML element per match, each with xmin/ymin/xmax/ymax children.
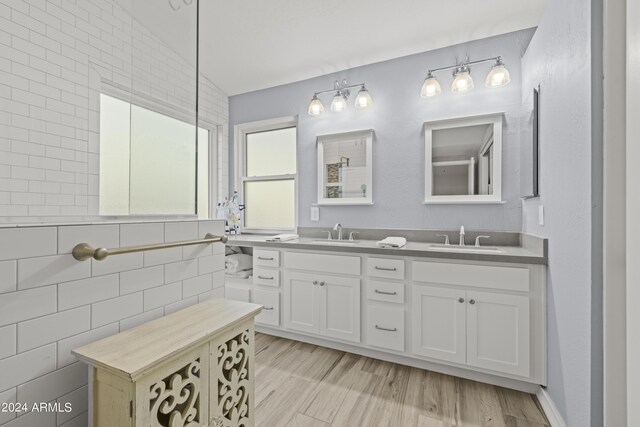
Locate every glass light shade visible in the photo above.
<box><xmin>354</xmin><ymin>87</ymin><xmax>373</xmax><ymax>108</ymax></box>
<box><xmin>485</xmin><ymin>63</ymin><xmax>511</xmax><ymax>88</ymax></box>
<box><xmin>307</xmin><ymin>95</ymin><xmax>324</xmax><ymax>116</ymax></box>
<box><xmin>421</xmin><ymin>75</ymin><xmax>441</xmax><ymax>97</ymax></box>
<box><xmin>331</xmin><ymin>92</ymin><xmax>348</xmax><ymax>112</ymax></box>
<box><xmin>452</xmin><ymin>69</ymin><xmax>474</xmax><ymax>93</ymax></box>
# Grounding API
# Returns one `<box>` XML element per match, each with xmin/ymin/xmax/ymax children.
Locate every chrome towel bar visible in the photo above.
<box><xmin>72</xmin><ymin>233</ymin><xmax>228</xmax><ymax>261</ymax></box>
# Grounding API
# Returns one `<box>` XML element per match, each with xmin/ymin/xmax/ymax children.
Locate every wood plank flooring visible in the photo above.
<box><xmin>254</xmin><ymin>333</ymin><xmax>549</xmax><ymax>427</ymax></box>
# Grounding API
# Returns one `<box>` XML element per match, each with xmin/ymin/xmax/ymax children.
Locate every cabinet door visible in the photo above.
<box><xmin>136</xmin><ymin>344</ymin><xmax>209</xmax><ymax>427</ymax></box>
<box><xmin>412</xmin><ymin>285</ymin><xmax>466</xmax><ymax>364</ymax></box>
<box><xmin>284</xmin><ymin>272</ymin><xmax>320</xmax><ymax>334</ymax></box>
<box><xmin>320</xmin><ymin>276</ymin><xmax>361</xmax><ymax>342</ymax></box>
<box><xmin>466</xmin><ymin>290</ymin><xmax>530</xmax><ymax>377</ymax></box>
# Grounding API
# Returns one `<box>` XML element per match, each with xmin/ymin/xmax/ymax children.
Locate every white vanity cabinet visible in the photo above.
<box><xmin>411</xmin><ymin>260</ymin><xmax>538</xmax><ymax>380</ymax></box>
<box><xmin>226</xmin><ymin>242</ymin><xmax>546</xmax><ymax>391</ymax></box>
<box><xmin>412</xmin><ymin>285</ymin><xmax>467</xmax><ymax>364</ymax></box>
<box><xmin>284</xmin><ymin>271</ymin><xmax>361</xmax><ymax>342</ymax></box>
<box><xmin>466</xmin><ymin>290</ymin><xmax>530</xmax><ymax>377</ymax></box>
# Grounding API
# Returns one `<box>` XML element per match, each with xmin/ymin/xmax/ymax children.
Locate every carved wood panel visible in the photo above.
<box><xmin>212</xmin><ymin>324</ymin><xmax>254</xmax><ymax>427</ymax></box>
<box><xmin>137</xmin><ymin>345</ymin><xmax>209</xmax><ymax>427</ymax></box>
<box><xmin>149</xmin><ymin>359</ymin><xmax>202</xmax><ymax>426</ymax></box>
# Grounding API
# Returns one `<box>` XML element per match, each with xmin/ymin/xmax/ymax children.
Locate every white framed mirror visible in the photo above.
<box><xmin>317</xmin><ymin>129</ymin><xmax>374</xmax><ymax>205</ymax></box>
<box><xmin>424</xmin><ymin>114</ymin><xmax>503</xmax><ymax>204</ymax></box>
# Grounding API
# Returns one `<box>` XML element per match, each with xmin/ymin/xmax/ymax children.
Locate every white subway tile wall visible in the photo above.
<box><xmin>0</xmin><ymin>219</ymin><xmax>226</xmax><ymax>426</ymax></box>
<box><xmin>0</xmin><ymin>0</ymin><xmax>230</xmax><ymax>221</ymax></box>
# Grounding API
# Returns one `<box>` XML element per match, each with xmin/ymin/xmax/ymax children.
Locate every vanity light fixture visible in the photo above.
<box><xmin>307</xmin><ymin>79</ymin><xmax>373</xmax><ymax>116</ymax></box>
<box><xmin>308</xmin><ymin>94</ymin><xmax>324</xmax><ymax>116</ymax></box>
<box><xmin>452</xmin><ymin>65</ymin><xmax>474</xmax><ymax>93</ymax></box>
<box><xmin>420</xmin><ymin>71</ymin><xmax>442</xmax><ymax>97</ymax></box>
<box><xmin>331</xmin><ymin>92</ymin><xmax>348</xmax><ymax>112</ymax></box>
<box><xmin>421</xmin><ymin>56</ymin><xmax>510</xmax><ymax>97</ymax></box>
<box><xmin>485</xmin><ymin>57</ymin><xmax>511</xmax><ymax>88</ymax></box>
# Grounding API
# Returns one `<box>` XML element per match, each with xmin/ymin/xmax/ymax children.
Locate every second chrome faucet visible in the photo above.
<box><xmin>436</xmin><ymin>226</ymin><xmax>491</xmax><ymax>247</ymax></box>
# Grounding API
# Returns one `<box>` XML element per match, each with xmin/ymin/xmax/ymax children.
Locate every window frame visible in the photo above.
<box><xmin>98</xmin><ymin>84</ymin><xmax>218</xmax><ymax>219</ymax></box>
<box><xmin>234</xmin><ymin>116</ymin><xmax>298</xmax><ymax>234</ymax></box>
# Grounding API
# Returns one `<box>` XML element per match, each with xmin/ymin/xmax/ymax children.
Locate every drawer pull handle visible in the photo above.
<box><xmin>263</xmin><ymin>306</ymin><xmax>274</xmax><ymax>310</ymax></box>
<box><xmin>258</xmin><ymin>275</ymin><xmax>274</xmax><ymax>280</ymax></box>
<box><xmin>374</xmin><ymin>266</ymin><xmax>397</xmax><ymax>272</ymax></box>
<box><xmin>374</xmin><ymin>289</ymin><xmax>397</xmax><ymax>296</ymax></box>
<box><xmin>375</xmin><ymin>325</ymin><xmax>397</xmax><ymax>332</ymax></box>
<box><xmin>257</xmin><ymin>257</ymin><xmax>274</xmax><ymax>261</ymax></box>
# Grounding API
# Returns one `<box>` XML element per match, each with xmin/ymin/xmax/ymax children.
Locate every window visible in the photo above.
<box><xmin>236</xmin><ymin>117</ymin><xmax>297</xmax><ymax>231</ymax></box>
<box><xmin>99</xmin><ymin>94</ymin><xmax>215</xmax><ymax>218</ymax></box>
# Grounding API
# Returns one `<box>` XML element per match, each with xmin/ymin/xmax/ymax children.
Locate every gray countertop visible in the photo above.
<box><xmin>226</xmin><ymin>234</ymin><xmax>547</xmax><ymax>265</ymax></box>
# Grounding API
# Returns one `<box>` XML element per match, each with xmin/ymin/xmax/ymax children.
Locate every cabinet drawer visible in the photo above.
<box><xmin>367</xmin><ymin>258</ymin><xmax>405</xmax><ymax>280</ymax></box>
<box><xmin>367</xmin><ymin>280</ymin><xmax>404</xmax><ymax>304</ymax></box>
<box><xmin>225</xmin><ymin>285</ymin><xmax>251</xmax><ymax>302</ymax></box>
<box><xmin>366</xmin><ymin>305</ymin><xmax>405</xmax><ymax>352</ymax></box>
<box><xmin>253</xmin><ymin>267</ymin><xmax>280</xmax><ymax>287</ymax></box>
<box><xmin>254</xmin><ymin>249</ymin><xmax>280</xmax><ymax>268</ymax></box>
<box><xmin>412</xmin><ymin>261</ymin><xmax>529</xmax><ymax>292</ymax></box>
<box><xmin>285</xmin><ymin>252</ymin><xmax>360</xmax><ymax>275</ymax></box>
<box><xmin>253</xmin><ymin>289</ymin><xmax>280</xmax><ymax>326</ymax></box>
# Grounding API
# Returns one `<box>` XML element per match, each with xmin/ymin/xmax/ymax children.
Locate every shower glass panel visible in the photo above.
<box><xmin>97</xmin><ymin>0</ymin><xmax>201</xmax><ymax>216</ymax></box>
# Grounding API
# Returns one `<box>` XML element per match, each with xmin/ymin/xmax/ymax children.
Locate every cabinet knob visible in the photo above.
<box><xmin>469</xmin><ymin>299</ymin><xmax>476</xmax><ymax>305</ymax></box>
<box><xmin>458</xmin><ymin>297</ymin><xmax>465</xmax><ymax>303</ymax></box>
<box><xmin>319</xmin><ymin>281</ymin><xmax>325</xmax><ymax>286</ymax></box>
<box><xmin>312</xmin><ymin>281</ymin><xmax>318</xmax><ymax>285</ymax></box>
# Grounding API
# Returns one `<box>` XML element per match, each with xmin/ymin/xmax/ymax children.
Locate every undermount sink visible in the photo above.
<box><xmin>311</xmin><ymin>239</ymin><xmax>360</xmax><ymax>245</ymax></box>
<box><xmin>429</xmin><ymin>244</ymin><xmax>505</xmax><ymax>254</ymax></box>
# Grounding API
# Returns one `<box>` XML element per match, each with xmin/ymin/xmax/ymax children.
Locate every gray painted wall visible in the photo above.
<box><xmin>521</xmin><ymin>0</ymin><xmax>601</xmax><ymax>425</ymax></box>
<box><xmin>229</xmin><ymin>30</ymin><xmax>535</xmax><ymax>231</ymax></box>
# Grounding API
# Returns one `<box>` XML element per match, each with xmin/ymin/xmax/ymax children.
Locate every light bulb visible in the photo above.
<box><xmin>354</xmin><ymin>86</ymin><xmax>373</xmax><ymax>108</ymax></box>
<box><xmin>452</xmin><ymin>67</ymin><xmax>474</xmax><ymax>93</ymax></box>
<box><xmin>307</xmin><ymin>94</ymin><xmax>324</xmax><ymax>116</ymax></box>
<box><xmin>331</xmin><ymin>92</ymin><xmax>348</xmax><ymax>112</ymax></box>
<box><xmin>485</xmin><ymin>60</ymin><xmax>511</xmax><ymax>88</ymax></box>
<box><xmin>421</xmin><ymin>73</ymin><xmax>441</xmax><ymax>97</ymax></box>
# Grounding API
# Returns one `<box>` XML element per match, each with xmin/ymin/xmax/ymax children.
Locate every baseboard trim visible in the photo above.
<box><xmin>536</xmin><ymin>388</ymin><xmax>567</xmax><ymax>427</ymax></box>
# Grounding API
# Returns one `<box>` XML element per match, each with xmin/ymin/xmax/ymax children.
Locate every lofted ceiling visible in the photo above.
<box><xmin>200</xmin><ymin>0</ymin><xmax>548</xmax><ymax>96</ymax></box>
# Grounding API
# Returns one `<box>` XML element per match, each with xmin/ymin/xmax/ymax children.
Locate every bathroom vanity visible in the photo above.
<box><xmin>225</xmin><ymin>231</ymin><xmax>547</xmax><ymax>392</ymax></box>
<box><xmin>73</xmin><ymin>299</ymin><xmax>262</xmax><ymax>427</ymax></box>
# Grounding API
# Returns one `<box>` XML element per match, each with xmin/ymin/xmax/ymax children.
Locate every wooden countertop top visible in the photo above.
<box><xmin>72</xmin><ymin>298</ymin><xmax>262</xmax><ymax>380</ymax></box>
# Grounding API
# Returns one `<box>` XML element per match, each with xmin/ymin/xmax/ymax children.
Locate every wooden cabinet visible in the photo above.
<box><xmin>466</xmin><ymin>290</ymin><xmax>530</xmax><ymax>377</ymax></box>
<box><xmin>320</xmin><ymin>275</ymin><xmax>361</xmax><ymax>342</ymax></box>
<box><xmin>73</xmin><ymin>299</ymin><xmax>262</xmax><ymax>427</ymax></box>
<box><xmin>366</xmin><ymin>305</ymin><xmax>405</xmax><ymax>352</ymax></box>
<box><xmin>284</xmin><ymin>271</ymin><xmax>360</xmax><ymax>342</ymax></box>
<box><xmin>252</xmin><ymin>289</ymin><xmax>280</xmax><ymax>327</ymax></box>
<box><xmin>412</xmin><ymin>284</ymin><xmax>531</xmax><ymax>378</ymax></box>
<box><xmin>412</xmin><ymin>285</ymin><xmax>466</xmax><ymax>364</ymax></box>
<box><xmin>229</xmin><ymin>245</ymin><xmax>545</xmax><ymax>387</ymax></box>
<box><xmin>284</xmin><ymin>272</ymin><xmax>320</xmax><ymax>334</ymax></box>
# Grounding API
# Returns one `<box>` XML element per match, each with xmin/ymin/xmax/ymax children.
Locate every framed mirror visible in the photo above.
<box><xmin>317</xmin><ymin>130</ymin><xmax>374</xmax><ymax>205</ymax></box>
<box><xmin>424</xmin><ymin>114</ymin><xmax>503</xmax><ymax>204</ymax></box>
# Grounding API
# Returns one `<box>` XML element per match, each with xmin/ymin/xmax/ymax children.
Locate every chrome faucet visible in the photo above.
<box><xmin>435</xmin><ymin>234</ymin><xmax>450</xmax><ymax>245</ymax></box>
<box><xmin>333</xmin><ymin>223</ymin><xmax>343</xmax><ymax>240</ymax></box>
<box><xmin>459</xmin><ymin>226</ymin><xmax>465</xmax><ymax>246</ymax></box>
<box><xmin>475</xmin><ymin>235</ymin><xmax>491</xmax><ymax>247</ymax></box>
